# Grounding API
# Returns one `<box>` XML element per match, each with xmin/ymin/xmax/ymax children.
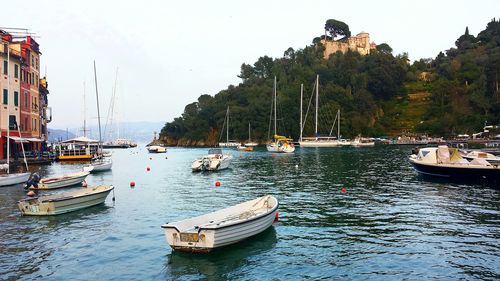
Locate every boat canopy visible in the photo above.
<box><xmin>208</xmin><ymin>148</ymin><xmax>223</xmax><ymax>155</ymax></box>
<box><xmin>273</xmin><ymin>135</ymin><xmax>292</xmax><ymax>141</ymax></box>
<box><xmin>60</xmin><ymin>137</ymin><xmax>99</xmax><ymax>144</ymax></box>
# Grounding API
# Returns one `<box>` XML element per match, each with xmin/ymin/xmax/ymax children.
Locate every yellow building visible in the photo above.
<box><xmin>321</xmin><ymin>32</ymin><xmax>377</xmax><ymax>59</ymax></box>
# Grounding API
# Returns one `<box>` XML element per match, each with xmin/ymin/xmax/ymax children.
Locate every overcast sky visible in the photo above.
<box><xmin>2</xmin><ymin>0</ymin><xmax>499</xmax><ymax>129</ymax></box>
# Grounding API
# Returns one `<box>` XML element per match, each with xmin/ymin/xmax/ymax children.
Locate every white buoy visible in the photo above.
<box><xmin>295</xmin><ymin>164</ymin><xmax>298</xmax><ymax>168</ymax></box>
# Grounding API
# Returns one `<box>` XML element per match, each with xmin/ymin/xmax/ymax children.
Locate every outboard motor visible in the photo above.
<box><xmin>25</xmin><ymin>172</ymin><xmax>41</xmax><ymax>190</ymax></box>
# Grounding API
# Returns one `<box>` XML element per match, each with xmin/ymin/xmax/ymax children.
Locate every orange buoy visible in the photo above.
<box><xmin>341</xmin><ymin>187</ymin><xmax>347</xmax><ymax>193</ymax></box>
<box><xmin>82</xmin><ymin>181</ymin><xmax>88</xmax><ymax>187</ymax></box>
<box><xmin>147</xmin><ymin>167</ymin><xmax>151</xmax><ymax>171</ymax></box>
<box><xmin>215</xmin><ymin>181</ymin><xmax>221</xmax><ymax>187</ymax></box>
<box><xmin>274</xmin><ymin>211</ymin><xmax>279</xmax><ymax>222</ymax></box>
<box><xmin>27</xmin><ymin>191</ymin><xmax>36</xmax><ymax>197</ymax></box>
<box><xmin>130</xmin><ymin>181</ymin><xmax>136</xmax><ymax>187</ymax></box>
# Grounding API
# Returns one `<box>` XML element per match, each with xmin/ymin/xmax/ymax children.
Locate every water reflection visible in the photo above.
<box><xmin>164</xmin><ymin>227</ymin><xmax>277</xmax><ymax>280</ymax></box>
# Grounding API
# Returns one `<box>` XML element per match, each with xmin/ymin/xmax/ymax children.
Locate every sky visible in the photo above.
<box><xmin>2</xmin><ymin>0</ymin><xmax>499</xmax><ymax>130</ymax></box>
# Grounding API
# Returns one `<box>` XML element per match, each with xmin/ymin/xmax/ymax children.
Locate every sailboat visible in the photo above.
<box><xmin>244</xmin><ymin>123</ymin><xmax>258</xmax><ymax>147</ymax></box>
<box><xmin>218</xmin><ymin>106</ymin><xmax>239</xmax><ymax>148</ymax></box>
<box><xmin>83</xmin><ymin>61</ymin><xmax>112</xmax><ymax>172</ymax></box>
<box><xmin>266</xmin><ymin>76</ymin><xmax>295</xmax><ymax>153</ymax></box>
<box><xmin>0</xmin><ymin>44</ymin><xmax>31</xmax><ymax>186</ymax></box>
<box><xmin>299</xmin><ymin>75</ymin><xmax>349</xmax><ymax>147</ymax></box>
<box><xmin>103</xmin><ymin>68</ymin><xmax>136</xmax><ymax>149</ymax></box>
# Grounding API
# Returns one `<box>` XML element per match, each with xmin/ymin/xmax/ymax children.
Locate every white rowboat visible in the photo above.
<box><xmin>162</xmin><ymin>195</ymin><xmax>278</xmax><ymax>252</ymax></box>
<box><xmin>18</xmin><ymin>185</ymin><xmax>114</xmax><ymax>216</ymax></box>
<box><xmin>29</xmin><ymin>171</ymin><xmax>90</xmax><ymax>190</ymax></box>
<box><xmin>83</xmin><ymin>160</ymin><xmax>113</xmax><ymax>173</ymax></box>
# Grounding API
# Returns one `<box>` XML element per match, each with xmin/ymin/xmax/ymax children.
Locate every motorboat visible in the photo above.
<box><xmin>461</xmin><ymin>150</ymin><xmax>500</xmax><ymax>164</ymax></box>
<box><xmin>266</xmin><ymin>135</ymin><xmax>295</xmax><ymax>153</ymax></box>
<box><xmin>0</xmin><ymin>172</ymin><xmax>31</xmax><ymax>187</ymax></box>
<box><xmin>351</xmin><ymin>136</ymin><xmax>375</xmax><ymax>147</ymax></box>
<box><xmin>161</xmin><ymin>195</ymin><xmax>278</xmax><ymax>252</ymax></box>
<box><xmin>147</xmin><ymin>145</ymin><xmax>167</xmax><ymax>153</ymax></box>
<box><xmin>18</xmin><ymin>185</ymin><xmax>114</xmax><ymax>216</ymax></box>
<box><xmin>191</xmin><ymin>148</ymin><xmax>232</xmax><ymax>172</ymax></box>
<box><xmin>237</xmin><ymin>144</ymin><xmax>254</xmax><ymax>152</ymax></box>
<box><xmin>83</xmin><ymin>159</ymin><xmax>112</xmax><ymax>173</ymax></box>
<box><xmin>409</xmin><ymin>146</ymin><xmax>500</xmax><ymax>180</ymax></box>
<box><xmin>28</xmin><ymin>171</ymin><xmax>90</xmax><ymax>190</ymax></box>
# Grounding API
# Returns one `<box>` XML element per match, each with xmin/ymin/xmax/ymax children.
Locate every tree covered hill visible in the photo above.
<box><xmin>161</xmin><ymin>19</ymin><xmax>500</xmax><ymax>145</ymax></box>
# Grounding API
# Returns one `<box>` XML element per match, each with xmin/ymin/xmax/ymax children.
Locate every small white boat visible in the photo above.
<box><xmin>0</xmin><ymin>172</ymin><xmax>31</xmax><ymax>187</ymax></box>
<box><xmin>18</xmin><ymin>185</ymin><xmax>114</xmax><ymax>216</ymax></box>
<box><xmin>28</xmin><ymin>171</ymin><xmax>90</xmax><ymax>190</ymax></box>
<box><xmin>147</xmin><ymin>145</ymin><xmax>167</xmax><ymax>153</ymax></box>
<box><xmin>237</xmin><ymin>144</ymin><xmax>254</xmax><ymax>152</ymax></box>
<box><xmin>266</xmin><ymin>135</ymin><xmax>295</xmax><ymax>153</ymax></box>
<box><xmin>461</xmin><ymin>150</ymin><xmax>500</xmax><ymax>164</ymax></box>
<box><xmin>351</xmin><ymin>136</ymin><xmax>375</xmax><ymax>147</ymax></box>
<box><xmin>162</xmin><ymin>195</ymin><xmax>278</xmax><ymax>252</ymax></box>
<box><xmin>191</xmin><ymin>148</ymin><xmax>232</xmax><ymax>172</ymax></box>
<box><xmin>83</xmin><ymin>159</ymin><xmax>113</xmax><ymax>173</ymax></box>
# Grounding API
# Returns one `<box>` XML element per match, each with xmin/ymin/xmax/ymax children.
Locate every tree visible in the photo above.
<box><xmin>324</xmin><ymin>19</ymin><xmax>351</xmax><ymax>40</ymax></box>
<box><xmin>376</xmin><ymin>43</ymin><xmax>393</xmax><ymax>55</ymax></box>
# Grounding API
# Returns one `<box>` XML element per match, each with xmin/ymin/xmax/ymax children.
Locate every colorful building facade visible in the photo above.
<box><xmin>0</xmin><ymin>30</ymin><xmax>50</xmax><ymax>160</ymax></box>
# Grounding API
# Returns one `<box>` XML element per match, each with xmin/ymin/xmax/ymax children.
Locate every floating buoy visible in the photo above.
<box><xmin>215</xmin><ymin>181</ymin><xmax>221</xmax><ymax>187</ymax></box>
<box><xmin>27</xmin><ymin>191</ymin><xmax>36</xmax><ymax>197</ymax></box>
<box><xmin>130</xmin><ymin>181</ymin><xmax>136</xmax><ymax>187</ymax></box>
<box><xmin>341</xmin><ymin>187</ymin><xmax>347</xmax><ymax>193</ymax></box>
<box><xmin>147</xmin><ymin>167</ymin><xmax>151</xmax><ymax>172</ymax></box>
<box><xmin>82</xmin><ymin>180</ymin><xmax>88</xmax><ymax>187</ymax></box>
<box><xmin>150</xmin><ymin>157</ymin><xmax>152</xmax><ymax>160</ymax></box>
<box><xmin>165</xmin><ymin>156</ymin><xmax>168</xmax><ymax>159</ymax></box>
<box><xmin>274</xmin><ymin>211</ymin><xmax>279</xmax><ymax>222</ymax></box>
<box><xmin>271</xmin><ymin>154</ymin><xmax>276</xmax><ymax>158</ymax></box>
<box><xmin>295</xmin><ymin>164</ymin><xmax>298</xmax><ymax>168</ymax></box>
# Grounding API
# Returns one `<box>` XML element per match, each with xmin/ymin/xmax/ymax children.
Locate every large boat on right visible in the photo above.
<box><xmin>409</xmin><ymin>146</ymin><xmax>500</xmax><ymax>181</ymax></box>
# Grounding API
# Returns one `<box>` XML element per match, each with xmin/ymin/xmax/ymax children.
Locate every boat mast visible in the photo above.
<box><xmin>338</xmin><ymin>109</ymin><xmax>341</xmax><ymax>139</ymax></box>
<box><xmin>248</xmin><ymin>122</ymin><xmax>251</xmax><ymax>142</ymax></box>
<box><xmin>300</xmin><ymin>83</ymin><xmax>303</xmax><ymax>142</ymax></box>
<box><xmin>6</xmin><ymin>44</ymin><xmax>10</xmax><ymax>173</ymax></box>
<box><xmin>315</xmin><ymin>74</ymin><xmax>319</xmax><ymax>138</ymax></box>
<box><xmin>83</xmin><ymin>81</ymin><xmax>87</xmax><ymax>137</ymax></box>
<box><xmin>93</xmin><ymin>61</ymin><xmax>103</xmax><ymax>156</ymax></box>
<box><xmin>226</xmin><ymin>106</ymin><xmax>229</xmax><ymax>143</ymax></box>
<box><xmin>113</xmin><ymin>67</ymin><xmax>119</xmax><ymax>139</ymax></box>
<box><xmin>273</xmin><ymin>76</ymin><xmax>277</xmax><ymax>136</ymax></box>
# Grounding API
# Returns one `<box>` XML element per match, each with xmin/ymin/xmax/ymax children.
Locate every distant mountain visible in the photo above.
<box><xmin>48</xmin><ymin>128</ymin><xmax>76</xmax><ymax>143</ymax></box>
<box><xmin>49</xmin><ymin>121</ymin><xmax>164</xmax><ymax>143</ymax></box>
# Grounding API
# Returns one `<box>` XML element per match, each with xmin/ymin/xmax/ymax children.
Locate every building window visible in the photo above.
<box><xmin>25</xmin><ymin>117</ymin><xmax>28</xmax><ymax>131</ymax></box>
<box><xmin>14</xmin><ymin>91</ymin><xmax>18</xmax><ymax>106</ymax></box>
<box><xmin>14</xmin><ymin>64</ymin><xmax>18</xmax><ymax>78</ymax></box>
<box><xmin>3</xmin><ymin>89</ymin><xmax>7</xmax><ymax>105</ymax></box>
<box><xmin>3</xmin><ymin>61</ymin><xmax>7</xmax><ymax>75</ymax></box>
<box><xmin>9</xmin><ymin>115</ymin><xmax>16</xmax><ymax>130</ymax></box>
<box><xmin>24</xmin><ymin>92</ymin><xmax>28</xmax><ymax>108</ymax></box>
<box><xmin>36</xmin><ymin>74</ymin><xmax>38</xmax><ymax>87</ymax></box>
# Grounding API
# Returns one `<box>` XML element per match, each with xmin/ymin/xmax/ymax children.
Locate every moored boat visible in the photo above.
<box><xmin>191</xmin><ymin>148</ymin><xmax>232</xmax><ymax>172</ymax></box>
<box><xmin>18</xmin><ymin>185</ymin><xmax>114</xmax><ymax>216</ymax></box>
<box><xmin>83</xmin><ymin>159</ymin><xmax>112</xmax><ymax>173</ymax></box>
<box><xmin>0</xmin><ymin>172</ymin><xmax>31</xmax><ymax>187</ymax></box>
<box><xmin>147</xmin><ymin>145</ymin><xmax>167</xmax><ymax>153</ymax></box>
<box><xmin>161</xmin><ymin>195</ymin><xmax>278</xmax><ymax>252</ymax></box>
<box><xmin>237</xmin><ymin>144</ymin><xmax>254</xmax><ymax>152</ymax></box>
<box><xmin>409</xmin><ymin>146</ymin><xmax>500</xmax><ymax>181</ymax></box>
<box><xmin>28</xmin><ymin>171</ymin><xmax>90</xmax><ymax>190</ymax></box>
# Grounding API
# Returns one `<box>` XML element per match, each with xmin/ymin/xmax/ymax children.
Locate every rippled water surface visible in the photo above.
<box><xmin>1</xmin><ymin>146</ymin><xmax>499</xmax><ymax>280</ymax></box>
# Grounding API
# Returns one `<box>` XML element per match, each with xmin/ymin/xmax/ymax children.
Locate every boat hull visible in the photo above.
<box><xmin>18</xmin><ymin>185</ymin><xmax>114</xmax><ymax>215</ymax></box>
<box><xmin>266</xmin><ymin>143</ymin><xmax>295</xmax><ymax>153</ymax></box>
<box><xmin>299</xmin><ymin>140</ymin><xmax>341</xmax><ymax>147</ymax></box>
<box><xmin>0</xmin><ymin>173</ymin><xmax>31</xmax><ymax>187</ymax></box>
<box><xmin>30</xmin><ymin>172</ymin><xmax>90</xmax><ymax>190</ymax></box>
<box><xmin>84</xmin><ymin>161</ymin><xmax>112</xmax><ymax>173</ymax></box>
<box><xmin>191</xmin><ymin>155</ymin><xmax>232</xmax><ymax>172</ymax></box>
<box><xmin>410</xmin><ymin>158</ymin><xmax>500</xmax><ymax>180</ymax></box>
<box><xmin>162</xmin><ymin>196</ymin><xmax>278</xmax><ymax>252</ymax></box>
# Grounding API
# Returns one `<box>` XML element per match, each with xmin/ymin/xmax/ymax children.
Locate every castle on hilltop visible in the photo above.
<box><xmin>321</xmin><ymin>32</ymin><xmax>377</xmax><ymax>59</ymax></box>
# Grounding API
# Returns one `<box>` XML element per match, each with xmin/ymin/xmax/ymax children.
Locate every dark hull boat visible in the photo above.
<box><xmin>409</xmin><ymin>146</ymin><xmax>500</xmax><ymax>183</ymax></box>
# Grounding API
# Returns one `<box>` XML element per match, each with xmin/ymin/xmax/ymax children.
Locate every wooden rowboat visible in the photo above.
<box><xmin>162</xmin><ymin>195</ymin><xmax>278</xmax><ymax>252</ymax></box>
<box><xmin>18</xmin><ymin>185</ymin><xmax>114</xmax><ymax>216</ymax></box>
<box><xmin>29</xmin><ymin>171</ymin><xmax>90</xmax><ymax>190</ymax></box>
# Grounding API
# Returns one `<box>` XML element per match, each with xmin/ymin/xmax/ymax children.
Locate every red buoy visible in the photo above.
<box><xmin>274</xmin><ymin>211</ymin><xmax>279</xmax><ymax>222</ymax></box>
<box><xmin>27</xmin><ymin>191</ymin><xmax>36</xmax><ymax>197</ymax></box>
<box><xmin>215</xmin><ymin>181</ymin><xmax>221</xmax><ymax>187</ymax></box>
<box><xmin>130</xmin><ymin>181</ymin><xmax>136</xmax><ymax>187</ymax></box>
<box><xmin>341</xmin><ymin>187</ymin><xmax>347</xmax><ymax>193</ymax></box>
<box><xmin>147</xmin><ymin>167</ymin><xmax>151</xmax><ymax>172</ymax></box>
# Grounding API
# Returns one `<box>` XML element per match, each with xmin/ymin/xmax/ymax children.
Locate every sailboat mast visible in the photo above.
<box><xmin>6</xmin><ymin>45</ymin><xmax>10</xmax><ymax>173</ymax></box>
<box><xmin>226</xmin><ymin>107</ymin><xmax>229</xmax><ymax>143</ymax></box>
<box><xmin>93</xmin><ymin>61</ymin><xmax>103</xmax><ymax>155</ymax></box>
<box><xmin>315</xmin><ymin>74</ymin><xmax>319</xmax><ymax>137</ymax></box>
<box><xmin>300</xmin><ymin>83</ymin><xmax>303</xmax><ymax>142</ymax></box>
<box><xmin>113</xmin><ymin>67</ymin><xmax>119</xmax><ymax>139</ymax></box>
<box><xmin>338</xmin><ymin>109</ymin><xmax>341</xmax><ymax>139</ymax></box>
<box><xmin>248</xmin><ymin>122</ymin><xmax>251</xmax><ymax>142</ymax></box>
<box><xmin>83</xmin><ymin>81</ymin><xmax>87</xmax><ymax>137</ymax></box>
<box><xmin>274</xmin><ymin>76</ymin><xmax>277</xmax><ymax>136</ymax></box>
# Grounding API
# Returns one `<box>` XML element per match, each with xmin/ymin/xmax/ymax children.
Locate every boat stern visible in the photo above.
<box><xmin>161</xmin><ymin>226</ymin><xmax>214</xmax><ymax>252</ymax></box>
